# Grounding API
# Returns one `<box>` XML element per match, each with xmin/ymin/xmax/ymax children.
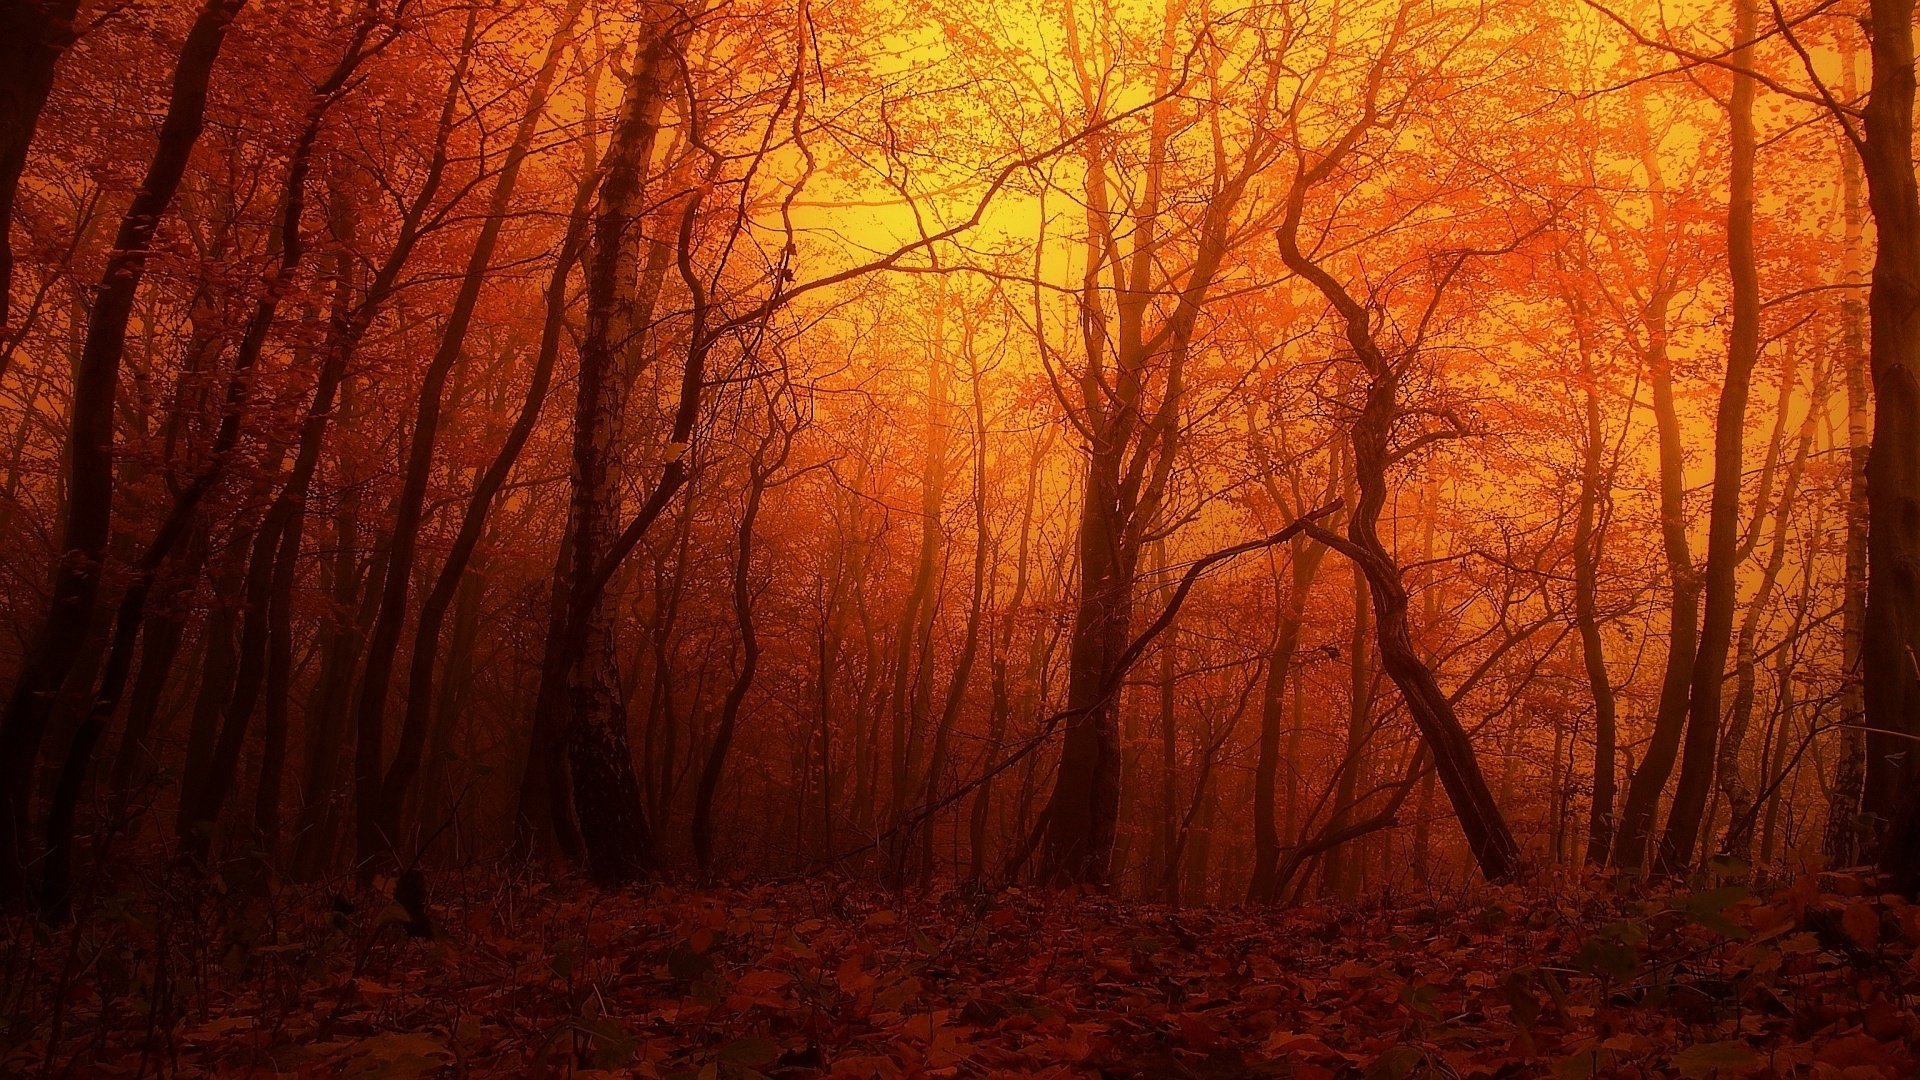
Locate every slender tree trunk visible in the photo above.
<box><xmin>1157</xmin><ymin>574</ymin><xmax>1177</xmax><ymax>903</ymax></box>
<box><xmin>914</xmin><ymin>349</ymin><xmax>992</xmax><ymax>888</ymax></box>
<box><xmin>1760</xmin><ymin>548</ymin><xmax>1815</xmax><ymax>865</ymax></box>
<box><xmin>290</xmin><ymin>432</ymin><xmax>376</xmax><ymax>881</ymax></box>
<box><xmin>1276</xmin><ymin>191</ymin><xmax>1524</xmax><ymax>883</ymax></box>
<box><xmin>1827</xmin><ymin>50</ymin><xmax>1870</xmax><ymax>867</ymax></box>
<box><xmin>1568</xmin><ymin>301</ymin><xmax>1620</xmax><ymax>865</ymax></box>
<box><xmin>692</xmin><ymin>429</ymin><xmax>788</xmax><ymax>874</ymax></box>
<box><xmin>175</xmin><ymin>553</ymin><xmax>246</xmax><ymax>839</ymax></box>
<box><xmin>532</xmin><ymin>26</ymin><xmax>685</xmax><ymax>883</ymax></box>
<box><xmin>376</xmin><ymin>35</ymin><xmax>596</xmax><ymax>853</ymax></box>
<box><xmin>104</xmin><ymin>522</ymin><xmax>203</xmax><ymax>806</ymax></box>
<box><xmin>1611</xmin><ymin>285</ymin><xmax>1698</xmax><ymax>871</ymax></box>
<box><xmin>1321</xmin><ymin>563</ymin><xmax>1372</xmax><ymax>898</ymax></box>
<box><xmin>415</xmin><ymin>547</ymin><xmax>486</xmax><ymax>839</ymax></box>
<box><xmin>889</xmin><ymin>303</ymin><xmax>948</xmax><ymax>830</ymax></box>
<box><xmin>1657</xmin><ymin>0</ymin><xmax>1761</xmax><ymax>875</ymax></box>
<box><xmin>1250</xmin><ymin>537</ymin><xmax>1324</xmax><ymax>901</ymax></box>
<box><xmin>1719</xmin><ymin>361</ymin><xmax>1818</xmax><ymax>862</ymax></box>
<box><xmin>350</xmin><ymin>5</ymin><xmax>541</xmax><ymax>873</ymax></box>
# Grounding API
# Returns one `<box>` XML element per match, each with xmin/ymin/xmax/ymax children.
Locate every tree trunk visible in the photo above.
<box><xmin>1610</xmin><ymin>284</ymin><xmax>1697</xmax><ymax>871</ymax></box>
<box><xmin>0</xmin><ymin>0</ymin><xmax>81</xmax><ymax>325</ymax></box>
<box><xmin>0</xmin><ymin>0</ymin><xmax>247</xmax><ymax>904</ymax></box>
<box><xmin>1856</xmin><ymin>0</ymin><xmax>1920</xmax><ymax>895</ymax></box>
<box><xmin>1250</xmin><ymin>535</ymin><xmax>1324</xmax><ymax>901</ymax></box>
<box><xmin>914</xmin><ymin>347</ymin><xmax>992</xmax><ymax>888</ymax></box>
<box><xmin>692</xmin><ymin>426</ymin><xmax>788</xmax><ymax>874</ymax></box>
<box><xmin>534</xmin><ymin>28</ymin><xmax>684</xmax><ymax>884</ymax></box>
<box><xmin>1568</xmin><ymin>300</ymin><xmax>1620</xmax><ymax>866</ymax></box>
<box><xmin>348</xmin><ymin>4</ymin><xmax>533</xmax><ymax>873</ymax></box>
<box><xmin>377</xmin><ymin>28</ymin><xmax>595</xmax><ymax>854</ymax></box>
<box><xmin>887</xmin><ymin>317</ymin><xmax>947</xmax><ymax>833</ymax></box>
<box><xmin>1276</xmin><ymin>191</ymin><xmax>1524</xmax><ymax>882</ymax></box>
<box><xmin>1657</xmin><ymin>0</ymin><xmax>1761</xmax><ymax>876</ymax></box>
<box><xmin>1719</xmin><ymin>360</ymin><xmax>1818</xmax><ymax>863</ymax></box>
<box><xmin>1321</xmin><ymin>562</ymin><xmax>1372</xmax><ymax>898</ymax></box>
<box><xmin>1826</xmin><ymin>49</ymin><xmax>1870</xmax><ymax>868</ymax></box>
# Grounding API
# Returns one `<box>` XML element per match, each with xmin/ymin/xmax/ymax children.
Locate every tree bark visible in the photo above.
<box><xmin>1715</xmin><ymin>359</ymin><xmax>1817</xmax><ymax>863</ymax></box>
<box><xmin>532</xmin><ymin>26</ymin><xmax>685</xmax><ymax>884</ymax></box>
<box><xmin>1249</xmin><ymin>536</ymin><xmax>1324</xmax><ymax>901</ymax></box>
<box><xmin>347</xmin><ymin>3</ymin><xmax>540</xmax><ymax>873</ymax></box>
<box><xmin>1276</xmin><ymin>210</ymin><xmax>1524</xmax><ymax>884</ymax></box>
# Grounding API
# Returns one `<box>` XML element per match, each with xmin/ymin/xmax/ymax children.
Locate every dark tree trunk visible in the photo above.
<box><xmin>0</xmin><ymin>0</ymin><xmax>248</xmax><ymax>905</ymax></box>
<box><xmin>345</xmin><ymin>7</ymin><xmax>500</xmax><ymax>874</ymax></box>
<box><xmin>0</xmin><ymin>0</ymin><xmax>81</xmax><ymax>325</ymax></box>
<box><xmin>1857</xmin><ymin>0</ymin><xmax>1920</xmax><ymax>897</ymax></box>
<box><xmin>1610</xmin><ymin>287</ymin><xmax>1697</xmax><ymax>871</ymax></box>
<box><xmin>1276</xmin><ymin>212</ymin><xmax>1524</xmax><ymax>884</ymax></box>
<box><xmin>531</xmin><ymin>29</ymin><xmax>683</xmax><ymax>884</ymax></box>
<box><xmin>1827</xmin><ymin>70</ymin><xmax>1870</xmax><ymax>864</ymax></box>
<box><xmin>1657</xmin><ymin>0</ymin><xmax>1761</xmax><ymax>876</ymax></box>
<box><xmin>888</xmin><ymin>321</ymin><xmax>947</xmax><ymax>832</ymax></box>
<box><xmin>1718</xmin><ymin>362</ymin><xmax>1817</xmax><ymax>863</ymax></box>
<box><xmin>913</xmin><ymin>348</ymin><xmax>992</xmax><ymax>888</ymax></box>
<box><xmin>970</xmin><ymin>436</ymin><xmax>1045</xmax><ymax>880</ymax></box>
<box><xmin>161</xmin><ymin>2</ymin><xmax>392</xmax><ymax>865</ymax></box>
<box><xmin>354</xmin><ymin>3</ymin><xmax>579</xmax><ymax>869</ymax></box>
<box><xmin>693</xmin><ymin>428</ymin><xmax>788</xmax><ymax>874</ymax></box>
<box><xmin>1567</xmin><ymin>302</ymin><xmax>1620</xmax><ymax>866</ymax></box>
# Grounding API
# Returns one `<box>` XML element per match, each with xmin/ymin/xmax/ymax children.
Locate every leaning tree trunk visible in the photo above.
<box><xmin>349</xmin><ymin>2</ymin><xmax>558</xmax><ymax>874</ymax></box>
<box><xmin>0</xmin><ymin>0</ymin><xmax>248</xmax><ymax>905</ymax></box>
<box><xmin>1276</xmin><ymin>190</ymin><xmax>1524</xmax><ymax>884</ymax></box>
<box><xmin>377</xmin><ymin>44</ymin><xmax>598</xmax><ymax>859</ymax></box>
<box><xmin>182</xmin><ymin>8</ymin><xmax>463</xmax><ymax>870</ymax></box>
<box><xmin>0</xmin><ymin>0</ymin><xmax>81</xmax><ymax>325</ymax></box>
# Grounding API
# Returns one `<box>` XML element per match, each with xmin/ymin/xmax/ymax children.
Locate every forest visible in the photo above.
<box><xmin>3</xmin><ymin>0</ymin><xmax>1920</xmax><ymax>1073</ymax></box>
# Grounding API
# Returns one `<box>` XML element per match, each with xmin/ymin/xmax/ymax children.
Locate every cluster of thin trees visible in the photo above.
<box><xmin>0</xmin><ymin>0</ymin><xmax>1916</xmax><ymax>918</ymax></box>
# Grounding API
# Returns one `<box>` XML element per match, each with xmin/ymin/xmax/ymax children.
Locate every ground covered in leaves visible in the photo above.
<box><xmin>6</xmin><ymin>868</ymin><xmax>1919</xmax><ymax>1078</ymax></box>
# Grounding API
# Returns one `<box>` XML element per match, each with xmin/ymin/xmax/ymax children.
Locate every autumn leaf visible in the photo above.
<box><xmin>1842</xmin><ymin>901</ymin><xmax>1881</xmax><ymax>950</ymax></box>
<box><xmin>1672</xmin><ymin>1041</ymin><xmax>1759</xmax><ymax>1079</ymax></box>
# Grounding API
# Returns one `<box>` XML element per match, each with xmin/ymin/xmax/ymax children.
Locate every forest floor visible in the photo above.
<box><xmin>4</xmin><ymin>867</ymin><xmax>1919</xmax><ymax>1078</ymax></box>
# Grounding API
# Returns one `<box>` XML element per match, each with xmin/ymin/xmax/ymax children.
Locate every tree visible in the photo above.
<box><xmin>0</xmin><ymin>0</ymin><xmax>250</xmax><ymax>905</ymax></box>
